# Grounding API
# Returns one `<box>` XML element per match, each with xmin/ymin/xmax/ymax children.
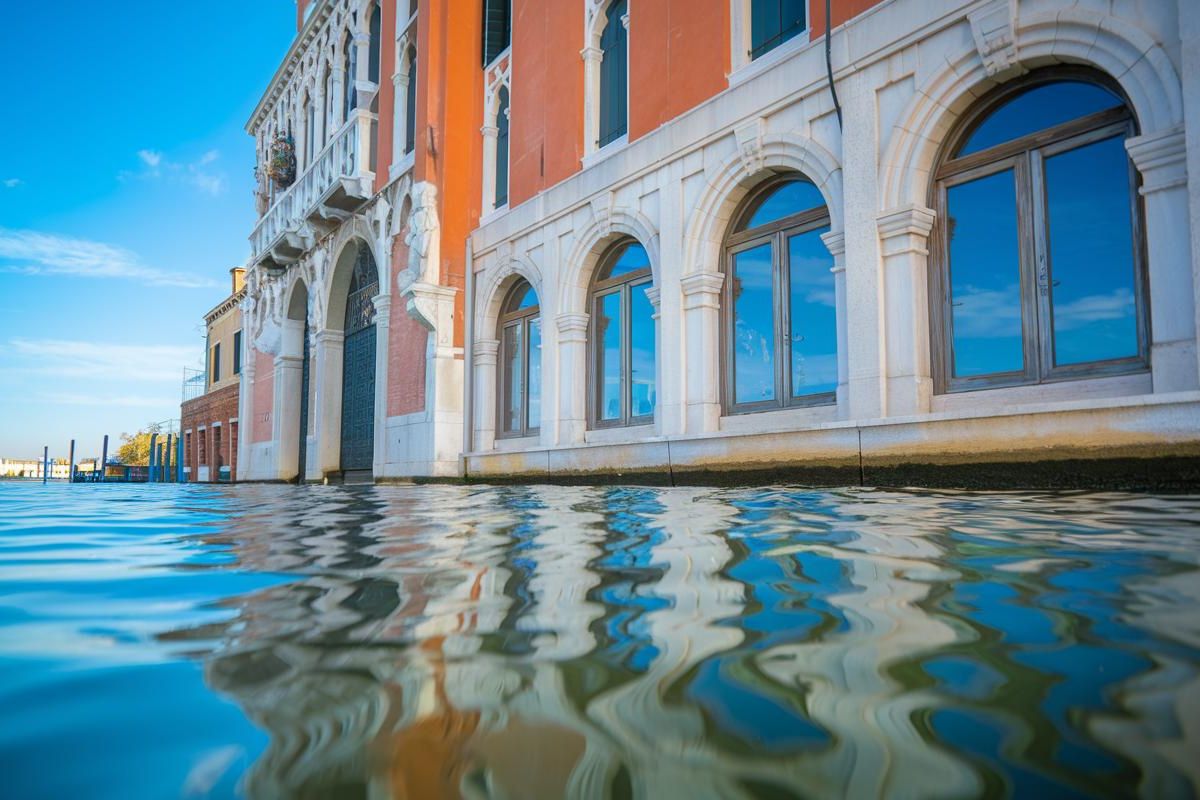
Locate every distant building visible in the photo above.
<box><xmin>0</xmin><ymin>458</ymin><xmax>71</xmax><ymax>479</ymax></box>
<box><xmin>181</xmin><ymin>268</ymin><xmax>246</xmax><ymax>482</ymax></box>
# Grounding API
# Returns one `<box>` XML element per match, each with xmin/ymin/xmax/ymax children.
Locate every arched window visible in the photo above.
<box><xmin>749</xmin><ymin>0</ymin><xmax>806</xmax><ymax>60</ymax></box>
<box><xmin>494</xmin><ymin>87</ymin><xmax>509</xmax><ymax>208</ymax></box>
<box><xmin>724</xmin><ymin>175</ymin><xmax>836</xmax><ymax>413</ymax></box>
<box><xmin>932</xmin><ymin>71</ymin><xmax>1146</xmax><ymax>393</ymax></box>
<box><xmin>498</xmin><ymin>281</ymin><xmax>541</xmax><ymax>438</ymax></box>
<box><xmin>343</xmin><ymin>32</ymin><xmax>357</xmax><ymax>119</ymax></box>
<box><xmin>404</xmin><ymin>45</ymin><xmax>417</xmax><ymax>154</ymax></box>
<box><xmin>368</xmin><ymin>4</ymin><xmax>382</xmax><ymax>85</ymax></box>
<box><xmin>324</xmin><ymin>64</ymin><xmax>334</xmax><ymax>136</ymax></box>
<box><xmin>590</xmin><ymin>240</ymin><xmax>655</xmax><ymax>427</ymax></box>
<box><xmin>597</xmin><ymin>0</ymin><xmax>628</xmax><ymax>149</ymax></box>
<box><xmin>303</xmin><ymin>93</ymin><xmax>315</xmax><ymax>166</ymax></box>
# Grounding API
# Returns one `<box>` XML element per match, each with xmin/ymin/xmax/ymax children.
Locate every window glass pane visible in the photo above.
<box><xmin>1044</xmin><ymin>135</ymin><xmax>1138</xmax><ymax>366</ymax></box>
<box><xmin>495</xmin><ymin>88</ymin><xmax>509</xmax><ymax>207</ymax></box>
<box><xmin>630</xmin><ymin>282</ymin><xmax>656</xmax><ymax>418</ymax></box>
<box><xmin>502</xmin><ymin>323</ymin><xmax>523</xmax><ymax>433</ymax></box>
<box><xmin>788</xmin><ymin>227</ymin><xmax>837</xmax><ymax>397</ymax></box>
<box><xmin>601</xmin><ymin>242</ymin><xmax>650</xmax><ymax>281</ymax></box>
<box><xmin>750</xmin><ymin>0</ymin><xmax>806</xmax><ymax>60</ymax></box>
<box><xmin>506</xmin><ymin>283</ymin><xmax>537</xmax><ymax>312</ymax></box>
<box><xmin>732</xmin><ymin>243</ymin><xmax>776</xmax><ymax>404</ymax></box>
<box><xmin>404</xmin><ymin>47</ymin><xmax>417</xmax><ymax>154</ymax></box>
<box><xmin>741</xmin><ymin>180</ymin><xmax>826</xmax><ymax>231</ymax></box>
<box><xmin>527</xmin><ymin>318</ymin><xmax>542</xmax><ymax>430</ymax></box>
<box><xmin>946</xmin><ymin>169</ymin><xmax>1024</xmax><ymax>378</ymax></box>
<box><xmin>598</xmin><ymin>291</ymin><xmax>623</xmax><ymax>421</ymax></box>
<box><xmin>958</xmin><ymin>81</ymin><xmax>1122</xmax><ymax>157</ymax></box>
<box><xmin>598</xmin><ymin>0</ymin><xmax>628</xmax><ymax>147</ymax></box>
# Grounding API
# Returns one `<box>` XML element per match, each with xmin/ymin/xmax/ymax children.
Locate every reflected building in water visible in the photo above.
<box><xmin>168</xmin><ymin>486</ymin><xmax>1200</xmax><ymax>798</ymax></box>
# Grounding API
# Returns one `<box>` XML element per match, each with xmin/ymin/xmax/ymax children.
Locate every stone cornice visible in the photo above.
<box><xmin>246</xmin><ymin>0</ymin><xmax>335</xmax><ymax>134</ymax></box>
<box><xmin>204</xmin><ymin>288</ymin><xmax>248</xmax><ymax>325</ymax></box>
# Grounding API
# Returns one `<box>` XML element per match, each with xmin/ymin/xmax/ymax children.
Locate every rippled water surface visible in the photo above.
<box><xmin>2</xmin><ymin>481</ymin><xmax>1200</xmax><ymax>799</ymax></box>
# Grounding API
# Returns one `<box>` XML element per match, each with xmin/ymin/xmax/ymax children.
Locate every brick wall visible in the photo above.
<box><xmin>180</xmin><ymin>382</ymin><xmax>241</xmax><ymax>482</ymax></box>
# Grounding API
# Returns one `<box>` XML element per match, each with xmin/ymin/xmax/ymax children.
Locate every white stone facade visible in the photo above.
<box><xmin>465</xmin><ymin>0</ymin><xmax>1200</xmax><ymax>482</ymax></box>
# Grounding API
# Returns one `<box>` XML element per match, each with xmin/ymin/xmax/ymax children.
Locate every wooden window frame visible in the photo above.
<box><xmin>929</xmin><ymin>70</ymin><xmax>1150</xmax><ymax>395</ymax></box>
<box><xmin>588</xmin><ymin>239</ymin><xmax>654</xmax><ymax>430</ymax></box>
<box><xmin>496</xmin><ymin>283</ymin><xmax>540</xmax><ymax>440</ymax></box>
<box><xmin>721</xmin><ymin>175</ymin><xmax>836</xmax><ymax>416</ymax></box>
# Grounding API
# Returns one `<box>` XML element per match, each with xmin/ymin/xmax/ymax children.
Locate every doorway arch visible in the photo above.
<box><xmin>339</xmin><ymin>242</ymin><xmax>379</xmax><ymax>474</ymax></box>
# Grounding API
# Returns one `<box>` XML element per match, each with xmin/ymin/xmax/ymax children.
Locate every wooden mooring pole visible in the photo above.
<box><xmin>42</xmin><ymin>446</ymin><xmax>48</xmax><ymax>484</ymax></box>
<box><xmin>68</xmin><ymin>439</ymin><xmax>75</xmax><ymax>483</ymax></box>
<box><xmin>99</xmin><ymin>435</ymin><xmax>108</xmax><ymax>483</ymax></box>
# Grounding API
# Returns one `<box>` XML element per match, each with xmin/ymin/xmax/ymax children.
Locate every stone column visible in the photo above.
<box><xmin>236</xmin><ymin>323</ymin><xmax>255</xmax><ymax>480</ymax></box>
<box><xmin>1126</xmin><ymin>127</ymin><xmax>1199</xmax><ymax>392</ymax></box>
<box><xmin>1181</xmin><ymin>0</ymin><xmax>1200</xmax><ymax>387</ymax></box>
<box><xmin>680</xmin><ymin>271</ymin><xmax>723</xmax><ymax>434</ymax></box>
<box><xmin>330</xmin><ymin>66</ymin><xmax>346</xmax><ymax>131</ymax></box>
<box><xmin>480</xmin><ymin>124</ymin><xmax>499</xmax><ymax>215</ymax></box>
<box><xmin>877</xmin><ymin>205</ymin><xmax>936</xmax><ymax>417</ymax></box>
<box><xmin>821</xmin><ymin>230</ymin><xmax>850</xmax><ymax>418</ymax></box>
<box><xmin>312</xmin><ymin>329</ymin><xmax>345</xmax><ymax>478</ymax></box>
<box><xmin>645</xmin><ymin>285</ymin><xmax>663</xmax><ymax>435</ymax></box>
<box><xmin>656</xmin><ymin>161</ymin><xmax>686</xmax><ymax>436</ymax></box>
<box><xmin>371</xmin><ymin>293</ymin><xmax>391</xmax><ymax>476</ymax></box>
<box><xmin>473</xmin><ymin>338</ymin><xmax>500</xmax><ymax>452</ymax></box>
<box><xmin>272</xmin><ymin>352</ymin><xmax>303</xmax><ymax>481</ymax></box>
<box><xmin>391</xmin><ymin>68</ymin><xmax>411</xmax><ymax>175</ymax></box>
<box><xmin>353</xmin><ymin>31</ymin><xmax>373</xmax><ymax>109</ymax></box>
<box><xmin>555</xmin><ymin>312</ymin><xmax>590</xmax><ymax>445</ymax></box>
<box><xmin>580</xmin><ymin>46</ymin><xmax>603</xmax><ymax>155</ymax></box>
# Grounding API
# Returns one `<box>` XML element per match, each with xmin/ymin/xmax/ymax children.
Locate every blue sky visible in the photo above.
<box><xmin>0</xmin><ymin>1</ymin><xmax>297</xmax><ymax>459</ymax></box>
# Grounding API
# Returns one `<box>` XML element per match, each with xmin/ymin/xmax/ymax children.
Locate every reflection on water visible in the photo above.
<box><xmin>1</xmin><ymin>483</ymin><xmax>1199</xmax><ymax>799</ymax></box>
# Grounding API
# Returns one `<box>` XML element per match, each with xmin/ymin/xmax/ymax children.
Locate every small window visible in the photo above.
<box><xmin>233</xmin><ymin>331</ymin><xmax>242</xmax><ymax>375</ymax></box>
<box><xmin>211</xmin><ymin>344</ymin><xmax>221</xmax><ymax>385</ymax></box>
<box><xmin>368</xmin><ymin>4</ymin><xmax>382</xmax><ymax>84</ymax></box>
<box><xmin>597</xmin><ymin>0</ymin><xmax>628</xmax><ymax>148</ymax></box>
<box><xmin>404</xmin><ymin>45</ymin><xmax>417</xmax><ymax>154</ymax></box>
<box><xmin>482</xmin><ymin>0</ymin><xmax>511</xmax><ymax>66</ymax></box>
<box><xmin>750</xmin><ymin>0</ymin><xmax>806</xmax><ymax>60</ymax></box>
<box><xmin>343</xmin><ymin>32</ymin><xmax>357</xmax><ymax>118</ymax></box>
<box><xmin>724</xmin><ymin>176</ymin><xmax>837</xmax><ymax>413</ymax></box>
<box><xmin>498</xmin><ymin>281</ymin><xmax>540</xmax><ymax>438</ymax></box>
<box><xmin>932</xmin><ymin>71</ymin><xmax>1147</xmax><ymax>393</ymax></box>
<box><xmin>495</xmin><ymin>87</ymin><xmax>510</xmax><ymax>208</ymax></box>
<box><xmin>590</xmin><ymin>240</ymin><xmax>656</xmax><ymax>428</ymax></box>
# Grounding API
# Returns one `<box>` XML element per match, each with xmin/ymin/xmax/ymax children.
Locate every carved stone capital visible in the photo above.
<box><xmin>402</xmin><ymin>281</ymin><xmax>456</xmax><ymax>333</ymax></box>
<box><xmin>877</xmin><ymin>205</ymin><xmax>936</xmax><ymax>259</ymax></box>
<box><xmin>1126</xmin><ymin>125</ymin><xmax>1188</xmax><ymax>195</ymax></box>
<box><xmin>968</xmin><ymin>0</ymin><xmax>1019</xmax><ymax>79</ymax></box>
<box><xmin>580</xmin><ymin>45</ymin><xmax>603</xmax><ymax>64</ymax></box>
<box><xmin>474</xmin><ymin>338</ymin><xmax>500</xmax><ymax>366</ymax></box>
<box><xmin>820</xmin><ymin>229</ymin><xmax>847</xmax><ymax>259</ymax></box>
<box><xmin>556</xmin><ymin>312</ymin><xmax>590</xmax><ymax>344</ymax></box>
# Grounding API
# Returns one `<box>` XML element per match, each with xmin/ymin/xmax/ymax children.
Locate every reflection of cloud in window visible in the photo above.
<box><xmin>952</xmin><ymin>283</ymin><xmax>1023</xmax><ymax>338</ymax></box>
<box><xmin>1052</xmin><ymin>288</ymin><xmax>1134</xmax><ymax>330</ymax></box>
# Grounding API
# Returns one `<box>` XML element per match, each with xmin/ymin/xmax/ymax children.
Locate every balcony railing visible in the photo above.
<box><xmin>182</xmin><ymin>368</ymin><xmax>207</xmax><ymax>403</ymax></box>
<box><xmin>250</xmin><ymin>110</ymin><xmax>377</xmax><ymax>265</ymax></box>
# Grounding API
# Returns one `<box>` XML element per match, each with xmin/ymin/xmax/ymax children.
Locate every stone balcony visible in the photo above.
<box><xmin>251</xmin><ymin>109</ymin><xmax>378</xmax><ymax>269</ymax></box>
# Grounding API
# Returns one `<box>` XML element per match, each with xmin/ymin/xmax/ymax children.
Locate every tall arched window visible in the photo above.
<box><xmin>932</xmin><ymin>70</ymin><xmax>1147</xmax><ymax>393</ymax></box>
<box><xmin>597</xmin><ymin>0</ymin><xmax>628</xmax><ymax>148</ymax></box>
<box><xmin>590</xmin><ymin>240</ymin><xmax>655</xmax><ymax>427</ymax></box>
<box><xmin>404</xmin><ymin>45</ymin><xmax>417</xmax><ymax>154</ymax></box>
<box><xmin>724</xmin><ymin>175</ymin><xmax>836</xmax><ymax>413</ymax></box>
<box><xmin>303</xmin><ymin>93</ymin><xmax>315</xmax><ymax>166</ymax></box>
<box><xmin>750</xmin><ymin>0</ymin><xmax>806</xmax><ymax>60</ymax></box>
<box><xmin>324</xmin><ymin>63</ymin><xmax>334</xmax><ymax>136</ymax></box>
<box><xmin>343</xmin><ymin>32</ymin><xmax>357</xmax><ymax>119</ymax></box>
<box><xmin>494</xmin><ymin>87</ymin><xmax>509</xmax><ymax>208</ymax></box>
<box><xmin>498</xmin><ymin>281</ymin><xmax>541</xmax><ymax>438</ymax></box>
<box><xmin>368</xmin><ymin>4</ymin><xmax>382</xmax><ymax>85</ymax></box>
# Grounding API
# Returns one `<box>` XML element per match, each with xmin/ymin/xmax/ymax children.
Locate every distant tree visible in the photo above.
<box><xmin>115</xmin><ymin>423</ymin><xmax>164</xmax><ymax>466</ymax></box>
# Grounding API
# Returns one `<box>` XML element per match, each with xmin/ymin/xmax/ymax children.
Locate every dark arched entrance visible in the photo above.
<box><xmin>340</xmin><ymin>243</ymin><xmax>379</xmax><ymax>474</ymax></box>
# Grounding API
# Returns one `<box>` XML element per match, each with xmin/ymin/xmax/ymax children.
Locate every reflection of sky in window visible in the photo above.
<box><xmin>788</xmin><ymin>227</ymin><xmax>837</xmax><ymax>396</ymax></box>
<box><xmin>528</xmin><ymin>319</ymin><xmax>541</xmax><ymax>429</ymax></box>
<box><xmin>603</xmin><ymin>242</ymin><xmax>650</xmax><ymax>280</ymax></box>
<box><xmin>599</xmin><ymin>292</ymin><xmax>622</xmax><ymax>420</ymax></box>
<box><xmin>958</xmin><ymin>82</ymin><xmax>1121</xmax><ymax>156</ymax></box>
<box><xmin>741</xmin><ymin>180</ymin><xmax>825</xmax><ymax>230</ymax></box>
<box><xmin>503</xmin><ymin>323</ymin><xmax>523</xmax><ymax>432</ymax></box>
<box><xmin>732</xmin><ymin>244</ymin><xmax>775</xmax><ymax>404</ymax></box>
<box><xmin>947</xmin><ymin>170</ymin><xmax>1024</xmax><ymax>378</ymax></box>
<box><xmin>1044</xmin><ymin>136</ymin><xmax>1138</xmax><ymax>366</ymax></box>
<box><xmin>630</xmin><ymin>283</ymin><xmax>656</xmax><ymax>417</ymax></box>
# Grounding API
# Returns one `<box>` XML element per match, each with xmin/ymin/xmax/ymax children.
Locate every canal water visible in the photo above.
<box><xmin>0</xmin><ymin>482</ymin><xmax>1198</xmax><ymax>799</ymax></box>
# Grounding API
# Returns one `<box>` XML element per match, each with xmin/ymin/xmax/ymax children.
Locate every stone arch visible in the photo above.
<box><xmin>285</xmin><ymin>274</ymin><xmax>309</xmax><ymax>323</ymax></box>
<box><xmin>560</xmin><ymin>207</ymin><xmax>661</xmax><ymax>315</ymax></box>
<box><xmin>683</xmin><ymin>132</ymin><xmax>844</xmax><ymax>280</ymax></box>
<box><xmin>879</xmin><ymin>8</ymin><xmax>1184</xmax><ymax>212</ymax></box>
<box><xmin>475</xmin><ymin>251</ymin><xmax>544</xmax><ymax>344</ymax></box>
<box><xmin>324</xmin><ymin>218</ymin><xmax>383</xmax><ymax>331</ymax></box>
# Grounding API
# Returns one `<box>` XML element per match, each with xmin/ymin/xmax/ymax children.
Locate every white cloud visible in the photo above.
<box><xmin>2</xmin><ymin>178</ymin><xmax>21</xmax><ymax>188</ymax></box>
<box><xmin>7</xmin><ymin>338</ymin><xmax>199</xmax><ymax>383</ymax></box>
<box><xmin>137</xmin><ymin>149</ymin><xmax>164</xmax><ymax>169</ymax></box>
<box><xmin>0</xmin><ymin>228</ymin><xmax>219</xmax><ymax>289</ymax></box>
<box><xmin>124</xmin><ymin>149</ymin><xmax>226</xmax><ymax>196</ymax></box>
